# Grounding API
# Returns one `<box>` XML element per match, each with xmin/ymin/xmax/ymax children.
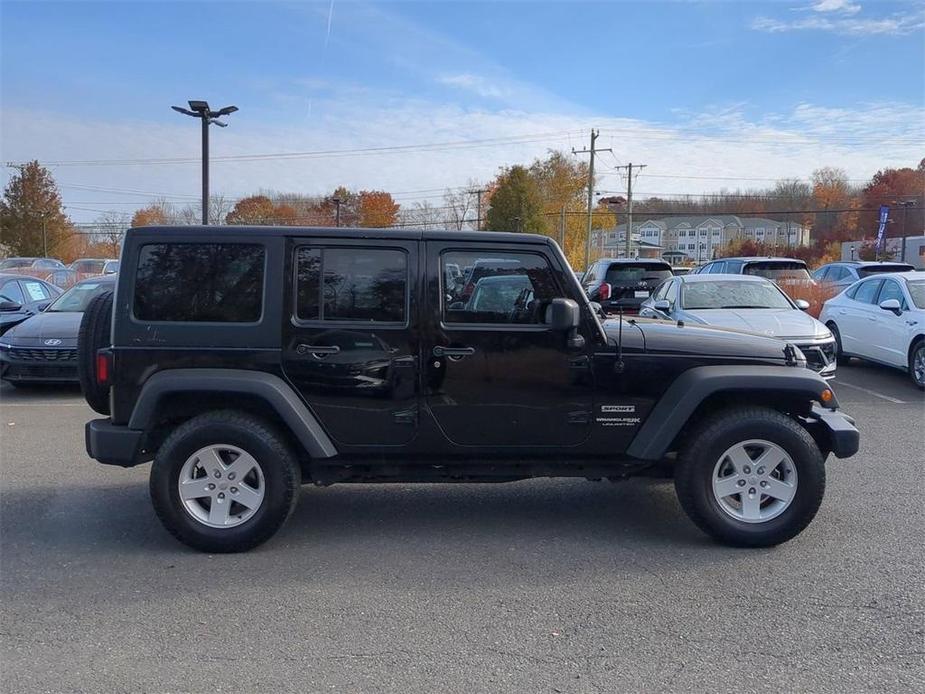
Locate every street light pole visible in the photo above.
<box><xmin>41</xmin><ymin>212</ymin><xmax>48</xmax><ymax>257</ymax></box>
<box><xmin>332</xmin><ymin>197</ymin><xmax>342</xmax><ymax>227</ymax></box>
<box><xmin>894</xmin><ymin>200</ymin><xmax>916</xmax><ymax>262</ymax></box>
<box><xmin>172</xmin><ymin>100</ymin><xmax>238</xmax><ymax>225</ymax></box>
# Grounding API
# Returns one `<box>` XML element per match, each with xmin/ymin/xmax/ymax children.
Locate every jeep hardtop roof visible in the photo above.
<box><xmin>125</xmin><ymin>225</ymin><xmax>558</xmax><ymax>247</ymax></box>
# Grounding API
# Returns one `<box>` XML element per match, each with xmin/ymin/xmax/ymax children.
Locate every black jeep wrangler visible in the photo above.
<box><xmin>81</xmin><ymin>226</ymin><xmax>858</xmax><ymax>553</ymax></box>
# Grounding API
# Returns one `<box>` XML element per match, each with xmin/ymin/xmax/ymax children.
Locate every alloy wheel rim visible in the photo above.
<box><xmin>711</xmin><ymin>439</ymin><xmax>798</xmax><ymax>524</ymax></box>
<box><xmin>178</xmin><ymin>444</ymin><xmax>265</xmax><ymax>528</ymax></box>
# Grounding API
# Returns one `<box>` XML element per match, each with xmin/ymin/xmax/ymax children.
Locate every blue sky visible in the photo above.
<box><xmin>2</xmin><ymin>0</ymin><xmax>923</xmax><ymax>222</ymax></box>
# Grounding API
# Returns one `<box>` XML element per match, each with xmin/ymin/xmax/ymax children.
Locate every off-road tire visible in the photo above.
<box><xmin>150</xmin><ymin>411</ymin><xmax>301</xmax><ymax>553</ymax></box>
<box><xmin>674</xmin><ymin>406</ymin><xmax>826</xmax><ymax>548</ymax></box>
<box><xmin>77</xmin><ymin>290</ymin><xmax>113</xmax><ymax>415</ymax></box>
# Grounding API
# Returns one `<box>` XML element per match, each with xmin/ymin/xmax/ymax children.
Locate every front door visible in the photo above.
<box><xmin>423</xmin><ymin>242</ymin><xmax>594</xmax><ymax>448</ymax></box>
<box><xmin>282</xmin><ymin>238</ymin><xmax>419</xmax><ymax>446</ymax></box>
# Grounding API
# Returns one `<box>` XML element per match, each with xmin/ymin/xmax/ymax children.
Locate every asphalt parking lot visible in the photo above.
<box><xmin>1</xmin><ymin>362</ymin><xmax>923</xmax><ymax>693</ymax></box>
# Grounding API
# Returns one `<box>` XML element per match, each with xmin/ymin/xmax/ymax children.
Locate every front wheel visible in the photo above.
<box><xmin>150</xmin><ymin>411</ymin><xmax>301</xmax><ymax>553</ymax></box>
<box><xmin>674</xmin><ymin>407</ymin><xmax>825</xmax><ymax>547</ymax></box>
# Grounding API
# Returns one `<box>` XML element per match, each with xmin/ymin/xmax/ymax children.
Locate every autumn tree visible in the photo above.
<box><xmin>811</xmin><ymin>167</ymin><xmax>855</xmax><ymax>241</ymax></box>
<box><xmin>131</xmin><ymin>202</ymin><xmax>171</xmax><ymax>227</ymax></box>
<box><xmin>485</xmin><ymin>165</ymin><xmax>545</xmax><ymax>233</ymax></box>
<box><xmin>357</xmin><ymin>191</ymin><xmax>400</xmax><ymax>227</ymax></box>
<box><xmin>225</xmin><ymin>195</ymin><xmax>278</xmax><ymax>224</ymax></box>
<box><xmin>0</xmin><ymin>161</ymin><xmax>72</xmax><ymax>257</ymax></box>
<box><xmin>861</xmin><ymin>163</ymin><xmax>925</xmax><ymax>238</ymax></box>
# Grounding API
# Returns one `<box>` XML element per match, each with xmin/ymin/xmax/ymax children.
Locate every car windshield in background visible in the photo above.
<box><xmin>74</xmin><ymin>260</ymin><xmax>107</xmax><ymax>274</ymax></box>
<box><xmin>47</xmin><ymin>282</ymin><xmax>111</xmax><ymax>312</ymax></box>
<box><xmin>858</xmin><ymin>264</ymin><xmax>915</xmax><ymax>277</ymax></box>
<box><xmin>681</xmin><ymin>280</ymin><xmax>792</xmax><ymax>310</ymax></box>
<box><xmin>0</xmin><ymin>259</ymin><xmax>32</xmax><ymax>270</ymax></box>
<box><xmin>605</xmin><ymin>264</ymin><xmax>672</xmax><ymax>286</ymax></box>
<box><xmin>907</xmin><ymin>281</ymin><xmax>925</xmax><ymax>309</ymax></box>
<box><xmin>743</xmin><ymin>263</ymin><xmax>811</xmax><ymax>282</ymax></box>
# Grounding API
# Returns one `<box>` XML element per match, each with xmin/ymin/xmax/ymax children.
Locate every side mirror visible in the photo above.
<box><xmin>589</xmin><ymin>301</ymin><xmax>604</xmax><ymax>316</ymax></box>
<box><xmin>0</xmin><ymin>301</ymin><xmax>22</xmax><ymax>312</ymax></box>
<box><xmin>545</xmin><ymin>298</ymin><xmax>580</xmax><ymax>330</ymax></box>
<box><xmin>653</xmin><ymin>299</ymin><xmax>671</xmax><ymax>312</ymax></box>
<box><xmin>794</xmin><ymin>299</ymin><xmax>810</xmax><ymax>311</ymax></box>
<box><xmin>36</xmin><ymin>301</ymin><xmax>51</xmax><ymax>312</ymax></box>
<box><xmin>879</xmin><ymin>298</ymin><xmax>902</xmax><ymax>314</ymax></box>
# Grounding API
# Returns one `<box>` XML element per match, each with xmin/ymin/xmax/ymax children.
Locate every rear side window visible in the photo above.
<box><xmin>134</xmin><ymin>243</ymin><xmax>265</xmax><ymax>322</ymax></box>
<box><xmin>852</xmin><ymin>279</ymin><xmax>883</xmax><ymax>304</ymax></box>
<box><xmin>296</xmin><ymin>247</ymin><xmax>407</xmax><ymax>323</ymax></box>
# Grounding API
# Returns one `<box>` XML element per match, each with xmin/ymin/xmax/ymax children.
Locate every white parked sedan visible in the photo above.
<box><xmin>639</xmin><ymin>274</ymin><xmax>837</xmax><ymax>377</ymax></box>
<box><xmin>819</xmin><ymin>271</ymin><xmax>925</xmax><ymax>389</ymax></box>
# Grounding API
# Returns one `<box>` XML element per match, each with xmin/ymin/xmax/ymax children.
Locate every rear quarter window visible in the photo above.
<box><xmin>133</xmin><ymin>243</ymin><xmax>265</xmax><ymax>322</ymax></box>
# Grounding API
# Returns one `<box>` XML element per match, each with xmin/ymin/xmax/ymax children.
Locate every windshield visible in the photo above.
<box><xmin>0</xmin><ymin>258</ymin><xmax>32</xmax><ymax>269</ymax></box>
<box><xmin>907</xmin><ymin>281</ymin><xmax>925</xmax><ymax>309</ymax></box>
<box><xmin>73</xmin><ymin>260</ymin><xmax>107</xmax><ymax>274</ymax></box>
<box><xmin>605</xmin><ymin>264</ymin><xmax>672</xmax><ymax>285</ymax></box>
<box><xmin>858</xmin><ymin>264</ymin><xmax>915</xmax><ymax>277</ymax></box>
<box><xmin>744</xmin><ymin>262</ymin><xmax>811</xmax><ymax>282</ymax></box>
<box><xmin>681</xmin><ymin>280</ymin><xmax>793</xmax><ymax>310</ymax></box>
<box><xmin>46</xmin><ymin>281</ymin><xmax>112</xmax><ymax>312</ymax></box>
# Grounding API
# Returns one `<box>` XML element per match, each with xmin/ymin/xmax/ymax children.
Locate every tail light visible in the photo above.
<box><xmin>598</xmin><ymin>282</ymin><xmax>611</xmax><ymax>301</ymax></box>
<box><xmin>95</xmin><ymin>349</ymin><xmax>112</xmax><ymax>387</ymax></box>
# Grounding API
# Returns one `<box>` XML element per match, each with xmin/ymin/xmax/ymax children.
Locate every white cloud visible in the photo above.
<box><xmin>436</xmin><ymin>73</ymin><xmax>508</xmax><ymax>100</ymax></box>
<box><xmin>751</xmin><ymin>11</ymin><xmax>923</xmax><ymax>35</ymax></box>
<box><xmin>753</xmin><ymin>2</ymin><xmax>923</xmax><ymax>35</ymax></box>
<box><xmin>3</xmin><ymin>96</ymin><xmax>921</xmax><ymax>223</ymax></box>
<box><xmin>811</xmin><ymin>0</ymin><xmax>862</xmax><ymax>15</ymax></box>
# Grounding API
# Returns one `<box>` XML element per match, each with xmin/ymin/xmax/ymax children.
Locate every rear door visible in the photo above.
<box><xmin>423</xmin><ymin>242</ymin><xmax>594</xmax><ymax>448</ymax></box>
<box><xmin>841</xmin><ymin>279</ymin><xmax>883</xmax><ymax>358</ymax></box>
<box><xmin>282</xmin><ymin>238</ymin><xmax>419</xmax><ymax>446</ymax></box>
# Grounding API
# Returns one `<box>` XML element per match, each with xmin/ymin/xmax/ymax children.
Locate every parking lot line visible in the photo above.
<box><xmin>834</xmin><ymin>380</ymin><xmax>907</xmax><ymax>405</ymax></box>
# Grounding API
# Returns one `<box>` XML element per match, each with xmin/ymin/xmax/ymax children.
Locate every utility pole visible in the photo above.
<box><xmin>40</xmin><ymin>211</ymin><xmax>49</xmax><ymax>257</ymax></box>
<box><xmin>332</xmin><ymin>197</ymin><xmax>343</xmax><ymax>227</ymax></box>
<box><xmin>572</xmin><ymin>129</ymin><xmax>611</xmax><ymax>269</ymax></box>
<box><xmin>610</xmin><ymin>163</ymin><xmax>647</xmax><ymax>258</ymax></box>
<box><xmin>471</xmin><ymin>188</ymin><xmax>488</xmax><ymax>231</ymax></box>
<box><xmin>172</xmin><ymin>100</ymin><xmax>238</xmax><ymax>225</ymax></box>
<box><xmin>559</xmin><ymin>204</ymin><xmax>566</xmax><ymax>247</ymax></box>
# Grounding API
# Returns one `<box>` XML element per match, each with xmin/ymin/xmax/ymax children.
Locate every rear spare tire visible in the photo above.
<box><xmin>77</xmin><ymin>290</ymin><xmax>113</xmax><ymax>415</ymax></box>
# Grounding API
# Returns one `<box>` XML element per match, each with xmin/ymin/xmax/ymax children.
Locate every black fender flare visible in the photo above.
<box><xmin>626</xmin><ymin>365</ymin><xmax>836</xmax><ymax>460</ymax></box>
<box><xmin>128</xmin><ymin>368</ymin><xmax>337</xmax><ymax>459</ymax></box>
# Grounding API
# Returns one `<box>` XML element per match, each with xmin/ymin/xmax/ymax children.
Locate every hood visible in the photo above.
<box><xmin>2</xmin><ymin>311</ymin><xmax>82</xmax><ymax>346</ymax></box>
<box><xmin>620</xmin><ymin>317</ymin><xmax>793</xmax><ymax>362</ymax></box>
<box><xmin>681</xmin><ymin>308</ymin><xmax>830</xmax><ymax>340</ymax></box>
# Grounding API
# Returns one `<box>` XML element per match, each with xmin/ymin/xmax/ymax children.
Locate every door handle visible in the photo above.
<box><xmin>296</xmin><ymin>344</ymin><xmax>340</xmax><ymax>357</ymax></box>
<box><xmin>432</xmin><ymin>346</ymin><xmax>475</xmax><ymax>358</ymax></box>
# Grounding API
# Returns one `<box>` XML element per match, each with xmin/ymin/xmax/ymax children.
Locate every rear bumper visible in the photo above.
<box><xmin>85</xmin><ymin>419</ymin><xmax>145</xmax><ymax>467</ymax></box>
<box><xmin>805</xmin><ymin>406</ymin><xmax>859</xmax><ymax>459</ymax></box>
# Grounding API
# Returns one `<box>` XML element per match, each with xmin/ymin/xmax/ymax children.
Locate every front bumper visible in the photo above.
<box><xmin>803</xmin><ymin>405</ymin><xmax>859</xmax><ymax>459</ymax></box>
<box><xmin>85</xmin><ymin>419</ymin><xmax>145</xmax><ymax>467</ymax></box>
<box><xmin>0</xmin><ymin>345</ymin><xmax>79</xmax><ymax>383</ymax></box>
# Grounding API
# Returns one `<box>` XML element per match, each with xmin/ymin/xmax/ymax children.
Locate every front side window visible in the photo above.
<box><xmin>443</xmin><ymin>251</ymin><xmax>560</xmax><ymax>325</ymax></box>
<box><xmin>0</xmin><ymin>280</ymin><xmax>25</xmax><ymax>304</ymax></box>
<box><xmin>296</xmin><ymin>247</ymin><xmax>407</xmax><ymax>323</ymax></box>
<box><xmin>877</xmin><ymin>280</ymin><xmax>906</xmax><ymax>308</ymax></box>
<box><xmin>134</xmin><ymin>243</ymin><xmax>264</xmax><ymax>322</ymax></box>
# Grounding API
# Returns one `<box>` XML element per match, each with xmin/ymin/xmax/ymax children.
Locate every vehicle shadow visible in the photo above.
<box><xmin>834</xmin><ymin>358</ymin><xmax>924</xmax><ymax>399</ymax></box>
<box><xmin>1</xmin><ymin>476</ymin><xmax>751</xmax><ymax>589</ymax></box>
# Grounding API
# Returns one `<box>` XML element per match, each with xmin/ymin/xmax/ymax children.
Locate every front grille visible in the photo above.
<box><xmin>9</xmin><ymin>348</ymin><xmax>78</xmax><ymax>362</ymax></box>
<box><xmin>796</xmin><ymin>341</ymin><xmax>836</xmax><ymax>372</ymax></box>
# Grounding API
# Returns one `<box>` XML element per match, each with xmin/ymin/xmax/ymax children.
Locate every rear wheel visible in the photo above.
<box><xmin>675</xmin><ymin>407</ymin><xmax>825</xmax><ymax>547</ymax></box>
<box><xmin>910</xmin><ymin>340</ymin><xmax>925</xmax><ymax>390</ymax></box>
<box><xmin>77</xmin><ymin>290</ymin><xmax>113</xmax><ymax>415</ymax></box>
<box><xmin>150</xmin><ymin>411</ymin><xmax>301</xmax><ymax>553</ymax></box>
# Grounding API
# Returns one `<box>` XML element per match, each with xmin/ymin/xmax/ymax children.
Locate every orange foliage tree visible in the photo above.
<box><xmin>131</xmin><ymin>204</ymin><xmax>170</xmax><ymax>227</ymax></box>
<box><xmin>357</xmin><ymin>191</ymin><xmax>400</xmax><ymax>227</ymax></box>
